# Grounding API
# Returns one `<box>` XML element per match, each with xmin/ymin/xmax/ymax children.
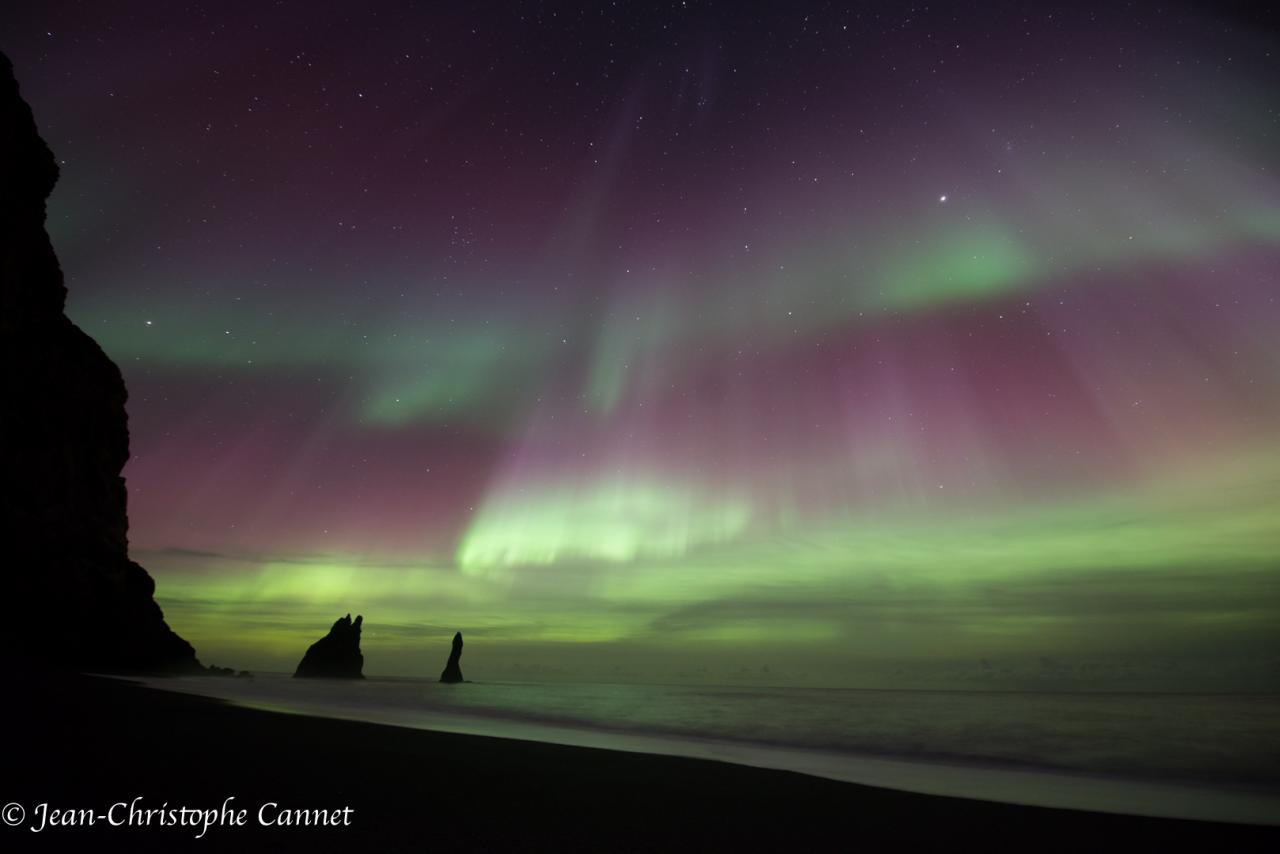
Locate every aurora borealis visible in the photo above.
<box><xmin>3</xmin><ymin>1</ymin><xmax>1279</xmax><ymax>686</ymax></box>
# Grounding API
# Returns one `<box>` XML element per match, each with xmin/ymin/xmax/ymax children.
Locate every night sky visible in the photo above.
<box><xmin>3</xmin><ymin>1</ymin><xmax>1279</xmax><ymax>685</ymax></box>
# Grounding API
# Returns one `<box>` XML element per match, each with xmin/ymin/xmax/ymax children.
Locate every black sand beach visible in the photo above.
<box><xmin>6</xmin><ymin>675</ymin><xmax>1276</xmax><ymax>852</ymax></box>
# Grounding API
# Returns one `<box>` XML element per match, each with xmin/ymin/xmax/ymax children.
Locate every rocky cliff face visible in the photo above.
<box><xmin>295</xmin><ymin>614</ymin><xmax>365</xmax><ymax>678</ymax></box>
<box><xmin>0</xmin><ymin>52</ymin><xmax>200</xmax><ymax>674</ymax></box>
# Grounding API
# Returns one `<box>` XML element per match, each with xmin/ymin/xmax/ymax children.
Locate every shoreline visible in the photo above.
<box><xmin>7</xmin><ymin>674</ymin><xmax>1277</xmax><ymax>851</ymax></box>
<box><xmin>135</xmin><ymin>673</ymin><xmax>1280</xmax><ymax>827</ymax></box>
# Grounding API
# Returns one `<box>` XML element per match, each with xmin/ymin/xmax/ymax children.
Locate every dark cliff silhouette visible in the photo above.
<box><xmin>295</xmin><ymin>614</ymin><xmax>365</xmax><ymax>678</ymax></box>
<box><xmin>0</xmin><ymin>53</ymin><xmax>199</xmax><ymax>674</ymax></box>
<box><xmin>440</xmin><ymin>631</ymin><xmax>465</xmax><ymax>683</ymax></box>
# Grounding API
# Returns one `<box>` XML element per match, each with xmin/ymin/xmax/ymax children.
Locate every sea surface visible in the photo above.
<box><xmin>136</xmin><ymin>674</ymin><xmax>1280</xmax><ymax>825</ymax></box>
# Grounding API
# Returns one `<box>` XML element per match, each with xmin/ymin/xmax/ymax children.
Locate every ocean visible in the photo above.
<box><xmin>136</xmin><ymin>674</ymin><xmax>1280</xmax><ymax>826</ymax></box>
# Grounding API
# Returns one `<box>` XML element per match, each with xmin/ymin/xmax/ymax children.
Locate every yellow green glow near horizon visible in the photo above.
<box><xmin>147</xmin><ymin>451</ymin><xmax>1280</xmax><ymax>684</ymax></box>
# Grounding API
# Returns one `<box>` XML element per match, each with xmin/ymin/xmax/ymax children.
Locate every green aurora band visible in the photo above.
<box><xmin>20</xmin><ymin>6</ymin><xmax>1280</xmax><ymax>688</ymax></box>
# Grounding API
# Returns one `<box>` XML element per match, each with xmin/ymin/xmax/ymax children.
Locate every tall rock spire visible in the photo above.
<box><xmin>439</xmin><ymin>631</ymin><xmax>465</xmax><ymax>683</ymax></box>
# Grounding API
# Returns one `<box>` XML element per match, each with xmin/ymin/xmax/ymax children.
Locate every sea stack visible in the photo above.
<box><xmin>294</xmin><ymin>614</ymin><xmax>365</xmax><ymax>678</ymax></box>
<box><xmin>0</xmin><ymin>52</ymin><xmax>200</xmax><ymax>674</ymax></box>
<box><xmin>439</xmin><ymin>631</ymin><xmax>464</xmax><ymax>683</ymax></box>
